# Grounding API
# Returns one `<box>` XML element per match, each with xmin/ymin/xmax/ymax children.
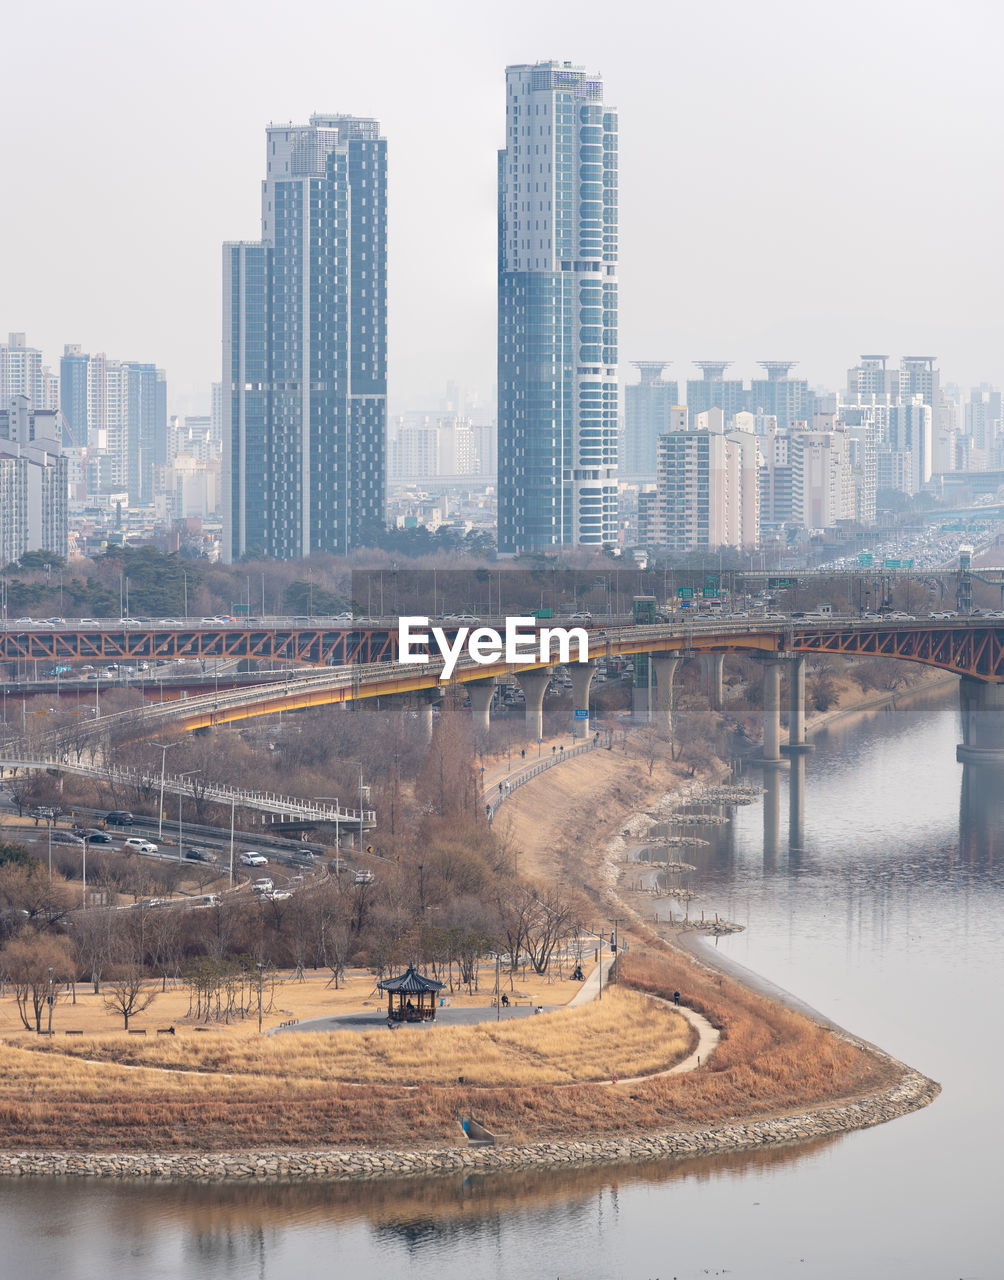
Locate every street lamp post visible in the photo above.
<box><xmin>47</xmin><ymin>967</ymin><xmax>54</xmax><ymax>1036</ymax></box>
<box><xmin>157</xmin><ymin>742</ymin><xmax>178</xmax><ymax>840</ymax></box>
<box><xmin>46</xmin><ymin>816</ymin><xmax>52</xmax><ymax>882</ymax></box>
<box><xmin>257</xmin><ymin>961</ymin><xmax>265</xmax><ymax>1033</ymax></box>
<box><xmin>314</xmin><ymin>797</ymin><xmax>341</xmax><ymax>875</ymax></box>
<box><xmin>177</xmin><ymin>770</ymin><xmax>201</xmax><ymax>862</ymax></box>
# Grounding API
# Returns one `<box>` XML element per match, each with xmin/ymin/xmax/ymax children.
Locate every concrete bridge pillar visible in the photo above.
<box><xmin>517</xmin><ymin>668</ymin><xmax>552</xmax><ymax>742</ymax></box>
<box><xmin>417</xmin><ymin>690</ymin><xmax>440</xmax><ymax>744</ymax></box>
<box><xmin>782</xmin><ymin>655</ymin><xmax>813</xmax><ymax>753</ymax></box>
<box><xmin>467</xmin><ymin>678</ymin><xmax>496</xmax><ymax>744</ymax></box>
<box><xmin>702</xmin><ymin>652</ymin><xmax>725</xmax><ymax>711</ymax></box>
<box><xmin>957</xmin><ymin>677</ymin><xmax>1004</xmax><ymax>762</ymax></box>
<box><xmin>789</xmin><ymin>752</ymin><xmax>806</xmax><ymax>856</ymax></box>
<box><xmin>652</xmin><ymin>653</ymin><xmax>683</xmax><ymax>739</ymax></box>
<box><xmin>569</xmin><ymin>660</ymin><xmax>596</xmax><ymax>739</ymax></box>
<box><xmin>761</xmin><ymin>659</ymin><xmax>783</xmax><ymax>763</ymax></box>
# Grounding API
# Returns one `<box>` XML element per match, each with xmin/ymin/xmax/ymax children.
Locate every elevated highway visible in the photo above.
<box><xmin>5</xmin><ymin>614</ymin><xmax>1002</xmax><ymax>763</ymax></box>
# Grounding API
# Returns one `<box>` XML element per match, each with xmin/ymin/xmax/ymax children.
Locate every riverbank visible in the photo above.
<box><xmin>0</xmin><ymin>672</ymin><xmax>946</xmax><ymax>1182</ymax></box>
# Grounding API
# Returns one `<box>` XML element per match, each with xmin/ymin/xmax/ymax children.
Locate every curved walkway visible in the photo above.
<box><xmin>279</xmin><ymin>948</ymin><xmax>720</xmax><ymax>1085</ymax></box>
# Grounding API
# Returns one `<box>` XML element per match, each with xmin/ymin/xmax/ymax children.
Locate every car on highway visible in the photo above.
<box><xmin>123</xmin><ymin>837</ymin><xmax>158</xmax><ymax>853</ymax></box>
<box><xmin>239</xmin><ymin>852</ymin><xmax>268</xmax><ymax>866</ymax></box>
<box><xmin>569</xmin><ymin>612</ymin><xmax>593</xmax><ymax>623</ymax></box>
<box><xmin>251</xmin><ymin>878</ymin><xmax>274</xmax><ymax>894</ymax></box>
<box><xmin>185</xmin><ymin>847</ymin><xmax>217</xmax><ymax>863</ymax></box>
<box><xmin>158</xmin><ymin>618</ymin><xmax>183</xmax><ymax>626</ymax></box>
<box><xmin>82</xmin><ymin>829</ymin><xmax>115</xmax><ymax>843</ymax></box>
<box><xmin>118</xmin><ymin>618</ymin><xmax>142</xmax><ymax>628</ymax></box>
<box><xmin>105</xmin><ymin>810</ymin><xmax>135</xmax><ymax>825</ymax></box>
<box><xmin>77</xmin><ymin>618</ymin><xmax>100</xmax><ymax>627</ymax></box>
<box><xmin>266</xmin><ymin>889</ymin><xmax>292</xmax><ymax>901</ymax></box>
<box><xmin>52</xmin><ymin>831</ymin><xmax>85</xmax><ymax>845</ymax></box>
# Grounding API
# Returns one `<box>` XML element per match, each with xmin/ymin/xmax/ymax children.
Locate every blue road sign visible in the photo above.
<box><xmin>574</xmin><ymin>709</ymin><xmax>589</xmax><ymax>718</ymax></box>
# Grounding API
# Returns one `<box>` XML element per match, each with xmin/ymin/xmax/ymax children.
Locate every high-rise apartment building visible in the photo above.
<box><xmin>622</xmin><ymin>362</ymin><xmax>680</xmax><ymax>482</ymax></box>
<box><xmin>685</xmin><ymin>362</ymin><xmax>750</xmax><ymax>425</ymax></box>
<box><xmin>223</xmin><ymin>114</ymin><xmax>387</xmax><ymax>562</ymax></box>
<box><xmin>498</xmin><ymin>61</ymin><xmax>619</xmax><ymax>552</ymax></box>
<box><xmin>750</xmin><ymin>361</ymin><xmax>815</xmax><ymax>432</ymax></box>
<box><xmin>59</xmin><ymin>345</ymin><xmax>167</xmax><ymax>501</ymax></box>
<box><xmin>649</xmin><ymin>414</ymin><xmax>759</xmax><ymax>552</ymax></box>
<box><xmin>0</xmin><ymin>333</ymin><xmax>59</xmax><ymax>411</ymax></box>
<box><xmin>0</xmin><ymin>395</ymin><xmax>68</xmax><ymax>565</ymax></box>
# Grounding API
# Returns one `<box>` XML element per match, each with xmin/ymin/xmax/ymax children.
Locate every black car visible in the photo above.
<box><xmin>105</xmin><ymin>811</ymin><xmax>134</xmax><ymax>826</ymax></box>
<box><xmin>84</xmin><ymin>829</ymin><xmax>115</xmax><ymax>843</ymax></box>
<box><xmin>185</xmin><ymin>847</ymin><xmax>218</xmax><ymax>863</ymax></box>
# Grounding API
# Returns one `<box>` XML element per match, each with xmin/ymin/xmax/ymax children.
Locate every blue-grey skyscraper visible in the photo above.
<box><xmin>498</xmin><ymin>62</ymin><xmax>619</xmax><ymax>553</ymax></box>
<box><xmin>223</xmin><ymin>115</ymin><xmax>387</xmax><ymax>562</ymax></box>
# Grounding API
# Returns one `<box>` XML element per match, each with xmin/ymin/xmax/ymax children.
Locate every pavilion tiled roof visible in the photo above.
<box><xmin>377</xmin><ymin>965</ymin><xmax>444</xmax><ymax>994</ymax></box>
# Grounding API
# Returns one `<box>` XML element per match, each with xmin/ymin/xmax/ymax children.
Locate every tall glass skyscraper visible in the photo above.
<box><xmin>223</xmin><ymin>115</ymin><xmax>387</xmax><ymax>562</ymax></box>
<box><xmin>498</xmin><ymin>62</ymin><xmax>619</xmax><ymax>553</ymax></box>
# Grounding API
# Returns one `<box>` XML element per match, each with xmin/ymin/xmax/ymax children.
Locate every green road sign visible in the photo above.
<box><xmin>702</xmin><ymin>587</ymin><xmax>718</xmax><ymax>599</ymax></box>
<box><xmin>858</xmin><ymin>553</ymin><xmax>873</xmax><ymax>567</ymax></box>
<box><xmin>677</xmin><ymin>587</ymin><xmax>694</xmax><ymax>599</ymax></box>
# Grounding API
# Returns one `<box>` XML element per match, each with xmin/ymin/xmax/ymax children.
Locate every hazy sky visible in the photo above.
<box><xmin>4</xmin><ymin>0</ymin><xmax>1004</xmax><ymax>417</ymax></box>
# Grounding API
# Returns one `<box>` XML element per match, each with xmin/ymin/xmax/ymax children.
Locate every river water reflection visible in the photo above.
<box><xmin>1</xmin><ymin>686</ymin><xmax>999</xmax><ymax>1279</ymax></box>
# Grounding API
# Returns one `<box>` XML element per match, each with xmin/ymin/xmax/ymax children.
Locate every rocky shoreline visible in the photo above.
<box><xmin>0</xmin><ymin>1060</ymin><xmax>939</xmax><ymax>1183</ymax></box>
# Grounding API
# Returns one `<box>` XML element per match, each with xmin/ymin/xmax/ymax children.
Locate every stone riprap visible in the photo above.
<box><xmin>0</xmin><ymin>1063</ymin><xmax>940</xmax><ymax>1183</ymax></box>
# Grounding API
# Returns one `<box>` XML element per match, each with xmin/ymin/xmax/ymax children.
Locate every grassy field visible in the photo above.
<box><xmin>21</xmin><ymin>987</ymin><xmax>692</xmax><ymax>1087</ymax></box>
<box><xmin>0</xmin><ymin>963</ymin><xmax>591</xmax><ymax>1040</ymax></box>
<box><xmin>0</xmin><ymin>943</ymin><xmax>899</xmax><ymax>1152</ymax></box>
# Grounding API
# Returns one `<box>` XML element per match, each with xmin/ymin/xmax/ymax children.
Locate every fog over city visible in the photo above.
<box><xmin>4</xmin><ymin>0</ymin><xmax>1003</xmax><ymax>416</ymax></box>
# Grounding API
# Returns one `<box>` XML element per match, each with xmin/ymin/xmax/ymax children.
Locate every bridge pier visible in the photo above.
<box><xmin>781</xmin><ymin>655</ymin><xmax>813</xmax><ymax>753</ymax></box>
<box><xmin>652</xmin><ymin>653</ymin><xmax>683</xmax><ymax>738</ymax></box>
<box><xmin>569</xmin><ymin>660</ymin><xmax>596</xmax><ymax>739</ymax></box>
<box><xmin>702</xmin><ymin>653</ymin><xmax>725</xmax><ymax>711</ymax></box>
<box><xmin>518</xmin><ymin>668</ymin><xmax>552</xmax><ymax>742</ymax></box>
<box><xmin>761</xmin><ymin>658</ymin><xmax>784</xmax><ymax>763</ymax></box>
<box><xmin>467</xmin><ymin>678</ymin><xmax>496</xmax><ymax>744</ymax></box>
<box><xmin>956</xmin><ymin>677</ymin><xmax>1004</xmax><ymax>762</ymax></box>
<box><xmin>417</xmin><ymin>690</ymin><xmax>440</xmax><ymax>744</ymax></box>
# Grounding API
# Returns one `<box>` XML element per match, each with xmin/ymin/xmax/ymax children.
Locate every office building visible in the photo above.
<box><xmin>223</xmin><ymin>114</ymin><xmax>387</xmax><ymax>561</ymax></box>
<box><xmin>498</xmin><ymin>61</ymin><xmax>619</xmax><ymax>551</ymax></box>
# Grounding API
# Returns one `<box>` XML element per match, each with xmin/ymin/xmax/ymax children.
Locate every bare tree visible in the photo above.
<box><xmin>0</xmin><ymin>930</ymin><xmax>75</xmax><ymax>1032</ymax></box>
<box><xmin>103</xmin><ymin>965</ymin><xmax>158</xmax><ymax>1029</ymax></box>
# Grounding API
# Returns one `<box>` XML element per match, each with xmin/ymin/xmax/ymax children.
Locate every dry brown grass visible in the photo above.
<box><xmin>0</xmin><ymin>943</ymin><xmax>901</xmax><ymax>1153</ymax></box>
<box><xmin>16</xmin><ymin>987</ymin><xmax>693</xmax><ymax>1088</ymax></box>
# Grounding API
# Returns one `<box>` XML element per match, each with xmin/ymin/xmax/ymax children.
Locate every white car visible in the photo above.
<box><xmin>251</xmin><ymin>878</ymin><xmax>274</xmax><ymax>894</ymax></box>
<box><xmin>123</xmin><ymin>837</ymin><xmax>158</xmax><ymax>854</ymax></box>
<box><xmin>240</xmin><ymin>852</ymin><xmax>268</xmax><ymax>867</ymax></box>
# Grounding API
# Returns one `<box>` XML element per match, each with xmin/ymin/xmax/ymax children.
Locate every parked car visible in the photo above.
<box><xmin>185</xmin><ymin>847</ymin><xmax>217</xmax><ymax>863</ymax></box>
<box><xmin>123</xmin><ymin>837</ymin><xmax>158</xmax><ymax>853</ymax></box>
<box><xmin>239</xmin><ymin>852</ymin><xmax>268</xmax><ymax>867</ymax></box>
<box><xmin>105</xmin><ymin>810</ymin><xmax>134</xmax><ymax>825</ymax></box>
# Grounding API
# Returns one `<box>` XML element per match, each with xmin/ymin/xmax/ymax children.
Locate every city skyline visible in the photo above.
<box><xmin>4</xmin><ymin>0</ymin><xmax>1004</xmax><ymax>418</ymax></box>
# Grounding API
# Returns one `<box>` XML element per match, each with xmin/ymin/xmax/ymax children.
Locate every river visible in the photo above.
<box><xmin>0</xmin><ymin>684</ymin><xmax>999</xmax><ymax>1279</ymax></box>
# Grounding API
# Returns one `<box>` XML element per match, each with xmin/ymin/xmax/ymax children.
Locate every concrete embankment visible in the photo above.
<box><xmin>0</xmin><ymin>1063</ymin><xmax>939</xmax><ymax>1183</ymax></box>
